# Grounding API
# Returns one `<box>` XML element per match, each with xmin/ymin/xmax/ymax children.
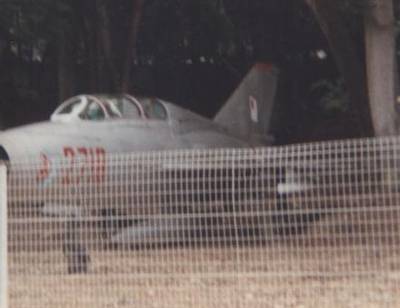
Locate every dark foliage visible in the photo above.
<box><xmin>0</xmin><ymin>0</ymin><xmax>398</xmax><ymax>141</ymax></box>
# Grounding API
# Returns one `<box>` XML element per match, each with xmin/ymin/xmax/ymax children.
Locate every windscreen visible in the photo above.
<box><xmin>139</xmin><ymin>98</ymin><xmax>168</xmax><ymax>120</ymax></box>
<box><xmin>101</xmin><ymin>96</ymin><xmax>142</xmax><ymax>119</ymax></box>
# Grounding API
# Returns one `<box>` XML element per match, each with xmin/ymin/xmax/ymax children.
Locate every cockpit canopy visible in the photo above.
<box><xmin>51</xmin><ymin>94</ymin><xmax>168</xmax><ymax>122</ymax></box>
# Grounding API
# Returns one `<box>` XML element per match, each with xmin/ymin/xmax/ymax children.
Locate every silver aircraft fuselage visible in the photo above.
<box><xmin>0</xmin><ymin>96</ymin><xmax>250</xmax><ymax>162</ymax></box>
<box><xmin>0</xmin><ymin>63</ymin><xmax>280</xmax><ymax>164</ymax></box>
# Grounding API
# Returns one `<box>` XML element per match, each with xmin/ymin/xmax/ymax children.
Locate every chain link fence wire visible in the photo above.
<box><xmin>6</xmin><ymin>137</ymin><xmax>400</xmax><ymax>307</ymax></box>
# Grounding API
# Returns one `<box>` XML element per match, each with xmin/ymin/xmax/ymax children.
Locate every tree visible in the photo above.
<box><xmin>121</xmin><ymin>0</ymin><xmax>144</xmax><ymax>92</ymax></box>
<box><xmin>305</xmin><ymin>0</ymin><xmax>373</xmax><ymax>136</ymax></box>
<box><xmin>305</xmin><ymin>0</ymin><xmax>399</xmax><ymax>136</ymax></box>
<box><xmin>0</xmin><ymin>0</ymin><xmax>397</xmax><ymax>141</ymax></box>
<box><xmin>365</xmin><ymin>0</ymin><xmax>397</xmax><ymax>136</ymax></box>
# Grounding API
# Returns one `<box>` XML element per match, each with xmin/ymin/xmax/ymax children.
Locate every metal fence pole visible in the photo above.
<box><xmin>0</xmin><ymin>165</ymin><xmax>7</xmax><ymax>308</ymax></box>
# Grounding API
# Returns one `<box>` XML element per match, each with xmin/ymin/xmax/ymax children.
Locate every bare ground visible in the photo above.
<box><xmin>9</xmin><ymin>244</ymin><xmax>400</xmax><ymax>308</ymax></box>
<box><xmin>7</xmin><ymin>207</ymin><xmax>400</xmax><ymax>308</ymax></box>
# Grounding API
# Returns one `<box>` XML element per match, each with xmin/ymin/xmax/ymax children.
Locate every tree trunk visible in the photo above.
<box><xmin>80</xmin><ymin>2</ymin><xmax>99</xmax><ymax>92</ymax></box>
<box><xmin>305</xmin><ymin>0</ymin><xmax>374</xmax><ymax>136</ymax></box>
<box><xmin>365</xmin><ymin>0</ymin><xmax>398</xmax><ymax>136</ymax></box>
<box><xmin>96</xmin><ymin>0</ymin><xmax>119</xmax><ymax>91</ymax></box>
<box><xmin>83</xmin><ymin>21</ymin><xmax>98</xmax><ymax>92</ymax></box>
<box><xmin>57</xmin><ymin>34</ymin><xmax>75</xmax><ymax>102</ymax></box>
<box><xmin>121</xmin><ymin>0</ymin><xmax>144</xmax><ymax>93</ymax></box>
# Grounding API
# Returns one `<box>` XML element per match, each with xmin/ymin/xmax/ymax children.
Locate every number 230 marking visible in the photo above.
<box><xmin>37</xmin><ymin>146</ymin><xmax>106</xmax><ymax>185</ymax></box>
<box><xmin>63</xmin><ymin>147</ymin><xmax>106</xmax><ymax>184</ymax></box>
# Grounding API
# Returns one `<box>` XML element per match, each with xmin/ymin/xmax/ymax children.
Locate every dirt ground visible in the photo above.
<box><xmin>7</xmin><ymin>208</ymin><xmax>400</xmax><ymax>308</ymax></box>
<box><xmin>9</xmin><ymin>244</ymin><xmax>400</xmax><ymax>308</ymax></box>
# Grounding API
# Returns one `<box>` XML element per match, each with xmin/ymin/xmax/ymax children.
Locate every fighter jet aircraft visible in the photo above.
<box><xmin>1</xmin><ymin>63</ymin><xmax>307</xmax><ymax>273</ymax></box>
<box><xmin>0</xmin><ymin>63</ymin><xmax>278</xmax><ymax>163</ymax></box>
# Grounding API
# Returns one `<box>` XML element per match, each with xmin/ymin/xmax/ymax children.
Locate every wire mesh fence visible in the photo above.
<box><xmin>5</xmin><ymin>137</ymin><xmax>400</xmax><ymax>307</ymax></box>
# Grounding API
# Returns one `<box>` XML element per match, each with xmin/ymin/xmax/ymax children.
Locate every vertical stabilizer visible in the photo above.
<box><xmin>214</xmin><ymin>63</ymin><xmax>279</xmax><ymax>145</ymax></box>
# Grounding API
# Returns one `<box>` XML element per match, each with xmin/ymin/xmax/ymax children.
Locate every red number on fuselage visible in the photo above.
<box><xmin>62</xmin><ymin>147</ymin><xmax>106</xmax><ymax>185</ymax></box>
<box><xmin>95</xmin><ymin>148</ymin><xmax>106</xmax><ymax>183</ymax></box>
<box><xmin>37</xmin><ymin>153</ymin><xmax>51</xmax><ymax>182</ymax></box>
<box><xmin>62</xmin><ymin>147</ymin><xmax>75</xmax><ymax>185</ymax></box>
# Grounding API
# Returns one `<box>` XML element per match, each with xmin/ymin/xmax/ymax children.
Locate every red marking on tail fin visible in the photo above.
<box><xmin>254</xmin><ymin>63</ymin><xmax>274</xmax><ymax>72</ymax></box>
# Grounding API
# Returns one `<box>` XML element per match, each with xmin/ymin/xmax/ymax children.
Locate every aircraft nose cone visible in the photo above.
<box><xmin>0</xmin><ymin>132</ymin><xmax>27</xmax><ymax>162</ymax></box>
<box><xmin>0</xmin><ymin>134</ymin><xmax>13</xmax><ymax>161</ymax></box>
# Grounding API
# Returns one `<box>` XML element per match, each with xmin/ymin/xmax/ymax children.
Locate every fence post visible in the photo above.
<box><xmin>0</xmin><ymin>164</ymin><xmax>7</xmax><ymax>308</ymax></box>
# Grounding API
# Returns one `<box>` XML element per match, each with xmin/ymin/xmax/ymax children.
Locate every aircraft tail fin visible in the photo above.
<box><xmin>214</xmin><ymin>63</ymin><xmax>279</xmax><ymax>145</ymax></box>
